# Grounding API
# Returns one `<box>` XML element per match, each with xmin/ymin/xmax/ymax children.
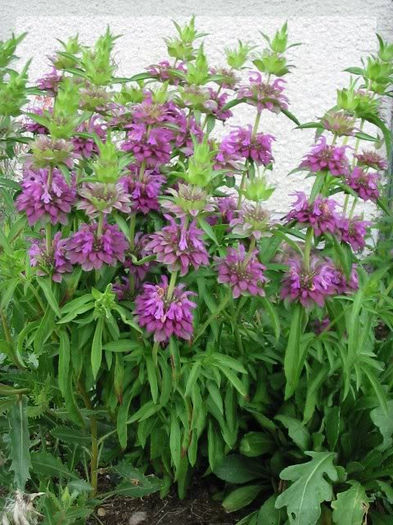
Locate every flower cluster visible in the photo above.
<box><xmin>300</xmin><ymin>136</ymin><xmax>349</xmax><ymax>176</ymax></box>
<box><xmin>135</xmin><ymin>276</ymin><xmax>197</xmax><ymax>342</ymax></box>
<box><xmin>238</xmin><ymin>72</ymin><xmax>289</xmax><ymax>113</ymax></box>
<box><xmin>217</xmin><ymin>244</ymin><xmax>267</xmax><ymax>298</ymax></box>
<box><xmin>146</xmin><ymin>217</ymin><xmax>209</xmax><ymax>276</ymax></box>
<box><xmin>218</xmin><ymin>125</ymin><xmax>274</xmax><ymax>166</ymax></box>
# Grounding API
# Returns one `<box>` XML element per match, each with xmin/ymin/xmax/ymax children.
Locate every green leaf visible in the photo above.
<box><xmin>275</xmin><ymin>451</ymin><xmax>338</xmax><ymax>525</ymax></box>
<box><xmin>239</xmin><ymin>431</ymin><xmax>274</xmax><ymax>457</ymax></box>
<box><xmin>214</xmin><ymin>454</ymin><xmax>264</xmax><ymax>484</ymax></box>
<box><xmin>223</xmin><ymin>485</ymin><xmax>262</xmax><ymax>513</ymax></box>
<box><xmin>282</xmin><ymin>108</ymin><xmax>300</xmax><ymax>126</ymax></box>
<box><xmin>51</xmin><ymin>426</ymin><xmax>90</xmax><ymax>446</ymax></box>
<box><xmin>8</xmin><ymin>396</ymin><xmax>31</xmax><ymax>490</ymax></box>
<box><xmin>370</xmin><ymin>399</ymin><xmax>393</xmax><ymax>451</ymax></box>
<box><xmin>103</xmin><ymin>339</ymin><xmax>143</xmax><ymax>352</ymax></box>
<box><xmin>325</xmin><ymin>407</ymin><xmax>341</xmax><ymax>451</ymax></box>
<box><xmin>331</xmin><ymin>481</ymin><xmax>368</xmax><ymax>525</ymax></box>
<box><xmin>145</xmin><ymin>355</ymin><xmax>158</xmax><ymax>403</ymax></box>
<box><xmin>259</xmin><ymin>297</ymin><xmax>280</xmax><ymax>341</ymax></box>
<box><xmin>215</xmin><ymin>364</ymin><xmax>247</xmax><ymax>396</ymax></box>
<box><xmin>91</xmin><ymin>318</ymin><xmax>104</xmax><ymax>380</ymax></box>
<box><xmin>31</xmin><ymin>450</ymin><xmax>77</xmax><ymax>479</ymax></box>
<box><xmin>170</xmin><ymin>414</ymin><xmax>181</xmax><ymax>473</ymax></box>
<box><xmin>117</xmin><ymin>387</ymin><xmax>135</xmax><ymax>449</ymax></box>
<box><xmin>36</xmin><ymin>277</ymin><xmax>61</xmax><ymax>317</ymax></box>
<box><xmin>257</xmin><ymin>495</ymin><xmax>282</xmax><ymax>525</ymax></box>
<box><xmin>185</xmin><ymin>361</ymin><xmax>201</xmax><ymax>397</ymax></box>
<box><xmin>276</xmin><ymin>415</ymin><xmax>310</xmax><ymax>450</ymax></box>
<box><xmin>284</xmin><ymin>305</ymin><xmax>304</xmax><ymax>399</ymax></box>
<box><xmin>58</xmin><ymin>329</ymin><xmax>70</xmax><ymax>398</ymax></box>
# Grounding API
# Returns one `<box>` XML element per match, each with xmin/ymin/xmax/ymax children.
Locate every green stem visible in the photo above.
<box><xmin>194</xmin><ymin>290</ymin><xmax>232</xmax><ymax>343</ymax></box>
<box><xmin>152</xmin><ymin>340</ymin><xmax>160</xmax><ymax>366</ymax></box>
<box><xmin>129</xmin><ymin>213</ymin><xmax>136</xmax><ymax>250</ymax></box>
<box><xmin>343</xmin><ymin>193</ymin><xmax>350</xmax><ymax>214</ymax></box>
<box><xmin>245</xmin><ymin>237</ymin><xmax>256</xmax><ymax>264</ymax></box>
<box><xmin>252</xmin><ymin>109</ymin><xmax>262</xmax><ymax>138</ymax></box>
<box><xmin>97</xmin><ymin>213</ymin><xmax>104</xmax><ymax>237</ymax></box>
<box><xmin>237</xmin><ymin>170</ymin><xmax>247</xmax><ymax>208</ymax></box>
<box><xmin>77</xmin><ymin>380</ymin><xmax>98</xmax><ymax>496</ymax></box>
<box><xmin>303</xmin><ymin>227</ymin><xmax>313</xmax><ymax>271</ymax></box>
<box><xmin>349</xmin><ymin>196</ymin><xmax>358</xmax><ymax>219</ymax></box>
<box><xmin>139</xmin><ymin>160</ymin><xmax>146</xmax><ymax>182</ymax></box>
<box><xmin>45</xmin><ymin>223</ymin><xmax>52</xmax><ymax>254</ymax></box>
<box><xmin>167</xmin><ymin>271</ymin><xmax>178</xmax><ymax>301</ymax></box>
<box><xmin>47</xmin><ymin>165</ymin><xmax>53</xmax><ymax>187</ymax></box>
<box><xmin>352</xmin><ymin>119</ymin><xmax>364</xmax><ymax>168</ymax></box>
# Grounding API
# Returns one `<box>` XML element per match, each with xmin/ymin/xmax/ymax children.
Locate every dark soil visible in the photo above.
<box><xmin>88</xmin><ymin>483</ymin><xmax>247</xmax><ymax>525</ymax></box>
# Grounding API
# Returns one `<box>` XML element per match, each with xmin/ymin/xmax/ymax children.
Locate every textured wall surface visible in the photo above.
<box><xmin>1</xmin><ymin>1</ymin><xmax>392</xmax><ymax>216</ymax></box>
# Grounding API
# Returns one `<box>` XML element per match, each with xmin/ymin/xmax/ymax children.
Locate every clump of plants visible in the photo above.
<box><xmin>0</xmin><ymin>18</ymin><xmax>393</xmax><ymax>525</ymax></box>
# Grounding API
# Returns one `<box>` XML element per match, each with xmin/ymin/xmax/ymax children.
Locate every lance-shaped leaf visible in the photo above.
<box><xmin>275</xmin><ymin>451</ymin><xmax>338</xmax><ymax>525</ymax></box>
<box><xmin>8</xmin><ymin>396</ymin><xmax>31</xmax><ymax>490</ymax></box>
<box><xmin>332</xmin><ymin>481</ymin><xmax>369</xmax><ymax>525</ymax></box>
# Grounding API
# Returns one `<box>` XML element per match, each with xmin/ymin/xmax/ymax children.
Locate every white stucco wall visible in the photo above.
<box><xmin>1</xmin><ymin>1</ymin><xmax>392</xmax><ymax>216</ymax></box>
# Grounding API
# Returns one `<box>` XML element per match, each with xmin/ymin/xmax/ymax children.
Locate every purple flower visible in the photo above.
<box><xmin>331</xmin><ymin>266</ymin><xmax>359</xmax><ymax>294</ymax></box>
<box><xmin>216</xmin><ymin>196</ymin><xmax>237</xmax><ymax>224</ymax></box>
<box><xmin>120</xmin><ymin>168</ymin><xmax>165</xmax><ymax>214</ymax></box>
<box><xmin>145</xmin><ymin>216</ymin><xmax>209</xmax><ymax>276</ymax></box>
<box><xmin>36</xmin><ymin>67</ymin><xmax>62</xmax><ymax>94</ymax></box>
<box><xmin>355</xmin><ymin>150</ymin><xmax>387</xmax><ymax>171</ymax></box>
<box><xmin>122</xmin><ymin>123</ymin><xmax>173</xmax><ymax>167</ymax></box>
<box><xmin>337</xmin><ymin>216</ymin><xmax>370</xmax><ymax>251</ymax></box>
<box><xmin>219</xmin><ymin>126</ymin><xmax>274</xmax><ymax>166</ymax></box>
<box><xmin>147</xmin><ymin>60</ymin><xmax>187</xmax><ymax>85</ymax></box>
<box><xmin>286</xmin><ymin>192</ymin><xmax>340</xmax><ymax>236</ymax></box>
<box><xmin>281</xmin><ymin>256</ymin><xmax>337</xmax><ymax>307</ymax></box>
<box><xmin>161</xmin><ymin>184</ymin><xmax>215</xmax><ymax>219</ymax></box>
<box><xmin>204</xmin><ymin>88</ymin><xmax>233</xmax><ymax>121</ymax></box>
<box><xmin>77</xmin><ymin>182</ymin><xmax>132</xmax><ymax>217</ymax></box>
<box><xmin>24</xmin><ymin>106</ymin><xmax>50</xmax><ymax>135</ymax></box>
<box><xmin>135</xmin><ymin>276</ymin><xmax>197</xmax><ymax>342</ymax></box>
<box><xmin>16</xmin><ymin>167</ymin><xmax>76</xmax><ymax>226</ymax></box>
<box><xmin>216</xmin><ymin>244</ymin><xmax>267</xmax><ymax>298</ymax></box>
<box><xmin>72</xmin><ymin>117</ymin><xmax>107</xmax><ymax>158</ymax></box>
<box><xmin>237</xmin><ymin>72</ymin><xmax>289</xmax><ymax>113</ymax></box>
<box><xmin>29</xmin><ymin>232</ymin><xmax>72</xmax><ymax>282</ymax></box>
<box><xmin>346</xmin><ymin>167</ymin><xmax>379</xmax><ymax>201</ymax></box>
<box><xmin>113</xmin><ymin>277</ymin><xmax>131</xmax><ymax>301</ymax></box>
<box><xmin>65</xmin><ymin>222</ymin><xmax>128</xmax><ymax>271</ymax></box>
<box><xmin>124</xmin><ymin>233</ymin><xmax>152</xmax><ymax>288</ymax></box>
<box><xmin>230</xmin><ymin>202</ymin><xmax>269</xmax><ymax>240</ymax></box>
<box><xmin>300</xmin><ymin>136</ymin><xmax>349</xmax><ymax>176</ymax></box>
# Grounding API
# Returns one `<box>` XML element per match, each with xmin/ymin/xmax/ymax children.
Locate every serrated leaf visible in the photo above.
<box><xmin>370</xmin><ymin>399</ymin><xmax>393</xmax><ymax>450</ymax></box>
<box><xmin>332</xmin><ymin>481</ymin><xmax>368</xmax><ymax>525</ymax></box>
<box><xmin>275</xmin><ymin>451</ymin><xmax>338</xmax><ymax>525</ymax></box>
<box><xmin>8</xmin><ymin>397</ymin><xmax>31</xmax><ymax>490</ymax></box>
<box><xmin>31</xmin><ymin>450</ymin><xmax>77</xmax><ymax>479</ymax></box>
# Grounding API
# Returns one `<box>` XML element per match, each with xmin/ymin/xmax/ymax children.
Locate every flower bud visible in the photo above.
<box><xmin>244</xmin><ymin>176</ymin><xmax>275</xmax><ymax>202</ymax></box>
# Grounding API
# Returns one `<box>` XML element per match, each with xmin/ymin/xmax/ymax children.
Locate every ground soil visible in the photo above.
<box><xmin>88</xmin><ymin>482</ymin><xmax>247</xmax><ymax>525</ymax></box>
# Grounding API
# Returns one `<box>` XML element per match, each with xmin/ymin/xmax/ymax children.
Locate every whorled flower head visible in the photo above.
<box><xmin>346</xmin><ymin>167</ymin><xmax>379</xmax><ymax>201</ymax></box>
<box><xmin>29</xmin><ymin>232</ymin><xmax>72</xmax><ymax>282</ymax></box>
<box><xmin>237</xmin><ymin>72</ymin><xmax>289</xmax><ymax>113</ymax></box>
<box><xmin>122</xmin><ymin>123</ymin><xmax>174</xmax><ymax>167</ymax></box>
<box><xmin>120</xmin><ymin>168</ymin><xmax>165</xmax><ymax>214</ymax></box>
<box><xmin>72</xmin><ymin>116</ymin><xmax>107</xmax><ymax>158</ymax></box>
<box><xmin>36</xmin><ymin>67</ymin><xmax>62</xmax><ymax>94</ymax></box>
<box><xmin>216</xmin><ymin>244</ymin><xmax>267</xmax><ymax>298</ymax></box>
<box><xmin>77</xmin><ymin>182</ymin><xmax>132</xmax><ymax>217</ymax></box>
<box><xmin>204</xmin><ymin>88</ymin><xmax>233</xmax><ymax>121</ymax></box>
<box><xmin>65</xmin><ymin>222</ymin><xmax>129</xmax><ymax>271</ymax></box>
<box><xmin>210</xmin><ymin>66</ymin><xmax>239</xmax><ymax>90</ymax></box>
<box><xmin>321</xmin><ymin>110</ymin><xmax>356</xmax><ymax>137</ymax></box>
<box><xmin>31</xmin><ymin>135</ymin><xmax>74</xmax><ymax>168</ymax></box>
<box><xmin>230</xmin><ymin>202</ymin><xmax>269</xmax><ymax>240</ymax></box>
<box><xmin>331</xmin><ymin>265</ymin><xmax>359</xmax><ymax>294</ymax></box>
<box><xmin>281</xmin><ymin>256</ymin><xmax>337</xmax><ymax>307</ymax></box>
<box><xmin>124</xmin><ymin>232</ymin><xmax>152</xmax><ymax>287</ymax></box>
<box><xmin>147</xmin><ymin>60</ymin><xmax>187</xmax><ymax>85</ymax></box>
<box><xmin>16</xmin><ymin>167</ymin><xmax>76</xmax><ymax>226</ymax></box>
<box><xmin>216</xmin><ymin>196</ymin><xmax>238</xmax><ymax>223</ymax></box>
<box><xmin>355</xmin><ymin>150</ymin><xmax>387</xmax><ymax>171</ymax></box>
<box><xmin>337</xmin><ymin>216</ymin><xmax>370</xmax><ymax>251</ymax></box>
<box><xmin>145</xmin><ymin>216</ymin><xmax>209</xmax><ymax>276</ymax></box>
<box><xmin>219</xmin><ymin>125</ymin><xmax>275</xmax><ymax>166</ymax></box>
<box><xmin>135</xmin><ymin>275</ymin><xmax>197</xmax><ymax>342</ymax></box>
<box><xmin>161</xmin><ymin>184</ymin><xmax>215</xmax><ymax>219</ymax></box>
<box><xmin>300</xmin><ymin>136</ymin><xmax>349</xmax><ymax>176</ymax></box>
<box><xmin>286</xmin><ymin>192</ymin><xmax>340</xmax><ymax>236</ymax></box>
